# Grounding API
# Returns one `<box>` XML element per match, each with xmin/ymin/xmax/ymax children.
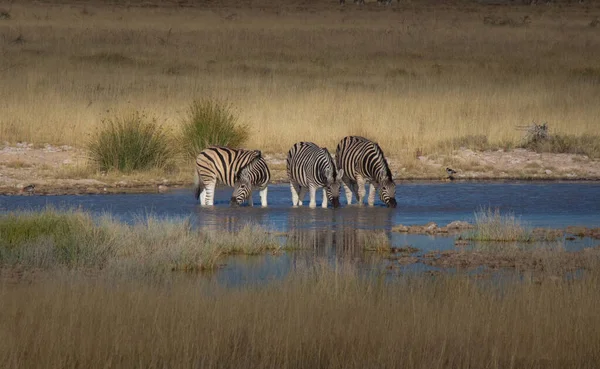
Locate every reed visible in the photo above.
<box><xmin>1</xmin><ymin>265</ymin><xmax>599</xmax><ymax>369</ymax></box>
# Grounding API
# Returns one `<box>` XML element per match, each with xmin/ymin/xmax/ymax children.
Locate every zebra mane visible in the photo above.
<box><xmin>322</xmin><ymin>147</ymin><xmax>337</xmax><ymax>179</ymax></box>
<box><xmin>236</xmin><ymin>151</ymin><xmax>262</xmax><ymax>181</ymax></box>
<box><xmin>373</xmin><ymin>142</ymin><xmax>393</xmax><ymax>181</ymax></box>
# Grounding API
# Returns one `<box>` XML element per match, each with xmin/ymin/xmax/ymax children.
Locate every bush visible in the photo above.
<box><xmin>88</xmin><ymin>112</ymin><xmax>173</xmax><ymax>172</ymax></box>
<box><xmin>179</xmin><ymin>99</ymin><xmax>249</xmax><ymax>159</ymax></box>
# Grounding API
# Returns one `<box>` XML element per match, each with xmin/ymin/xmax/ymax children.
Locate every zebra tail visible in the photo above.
<box><xmin>193</xmin><ymin>169</ymin><xmax>204</xmax><ymax>200</ymax></box>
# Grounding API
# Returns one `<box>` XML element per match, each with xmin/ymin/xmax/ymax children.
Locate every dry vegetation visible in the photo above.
<box><xmin>2</xmin><ymin>266</ymin><xmax>600</xmax><ymax>369</ymax></box>
<box><xmin>1</xmin><ymin>0</ymin><xmax>600</xmax><ymax>167</ymax></box>
<box><xmin>0</xmin><ymin>208</ymin><xmax>280</xmax><ymax>273</ymax></box>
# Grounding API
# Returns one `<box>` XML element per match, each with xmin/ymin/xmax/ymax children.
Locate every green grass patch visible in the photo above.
<box><xmin>88</xmin><ymin>111</ymin><xmax>174</xmax><ymax>173</ymax></box>
<box><xmin>0</xmin><ymin>209</ymin><xmax>114</xmax><ymax>268</ymax></box>
<box><xmin>179</xmin><ymin>99</ymin><xmax>249</xmax><ymax>160</ymax></box>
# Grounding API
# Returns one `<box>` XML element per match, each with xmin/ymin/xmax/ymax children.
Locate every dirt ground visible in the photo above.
<box><xmin>1</xmin><ymin>143</ymin><xmax>599</xmax><ymax>195</ymax></box>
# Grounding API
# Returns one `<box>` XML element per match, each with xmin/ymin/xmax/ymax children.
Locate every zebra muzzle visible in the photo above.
<box><xmin>230</xmin><ymin>197</ymin><xmax>241</xmax><ymax>206</ymax></box>
<box><xmin>331</xmin><ymin>197</ymin><xmax>341</xmax><ymax>208</ymax></box>
<box><xmin>387</xmin><ymin>198</ymin><xmax>397</xmax><ymax>208</ymax></box>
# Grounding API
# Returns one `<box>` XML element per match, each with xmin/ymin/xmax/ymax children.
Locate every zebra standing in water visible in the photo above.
<box><xmin>335</xmin><ymin>136</ymin><xmax>397</xmax><ymax>208</ymax></box>
<box><xmin>194</xmin><ymin>146</ymin><xmax>270</xmax><ymax>207</ymax></box>
<box><xmin>286</xmin><ymin>142</ymin><xmax>344</xmax><ymax>209</ymax></box>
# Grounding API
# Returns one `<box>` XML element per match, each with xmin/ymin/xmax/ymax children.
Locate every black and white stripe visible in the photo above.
<box><xmin>194</xmin><ymin>146</ymin><xmax>270</xmax><ymax>207</ymax></box>
<box><xmin>286</xmin><ymin>142</ymin><xmax>344</xmax><ymax>208</ymax></box>
<box><xmin>335</xmin><ymin>136</ymin><xmax>397</xmax><ymax>208</ymax></box>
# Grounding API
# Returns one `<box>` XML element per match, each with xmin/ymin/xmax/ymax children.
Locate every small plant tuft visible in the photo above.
<box><xmin>463</xmin><ymin>207</ymin><xmax>533</xmax><ymax>243</ymax></box>
<box><xmin>88</xmin><ymin>111</ymin><xmax>173</xmax><ymax>173</ymax></box>
<box><xmin>179</xmin><ymin>99</ymin><xmax>249</xmax><ymax>159</ymax></box>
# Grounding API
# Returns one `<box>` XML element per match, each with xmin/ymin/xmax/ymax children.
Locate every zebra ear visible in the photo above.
<box><xmin>253</xmin><ymin>150</ymin><xmax>262</xmax><ymax>158</ymax></box>
<box><xmin>337</xmin><ymin>168</ymin><xmax>344</xmax><ymax>180</ymax></box>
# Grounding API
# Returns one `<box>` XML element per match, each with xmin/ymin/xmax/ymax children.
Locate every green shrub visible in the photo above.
<box><xmin>179</xmin><ymin>99</ymin><xmax>249</xmax><ymax>159</ymax></box>
<box><xmin>88</xmin><ymin>111</ymin><xmax>173</xmax><ymax>172</ymax></box>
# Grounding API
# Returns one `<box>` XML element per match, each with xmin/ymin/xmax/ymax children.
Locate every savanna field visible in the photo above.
<box><xmin>2</xmin><ymin>1</ymin><xmax>600</xmax><ymax>368</ymax></box>
<box><xmin>1</xmin><ymin>0</ymin><xmax>600</xmax><ymax>162</ymax></box>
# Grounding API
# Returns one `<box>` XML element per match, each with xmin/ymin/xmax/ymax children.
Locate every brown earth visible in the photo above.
<box><xmin>1</xmin><ymin>143</ymin><xmax>599</xmax><ymax>195</ymax></box>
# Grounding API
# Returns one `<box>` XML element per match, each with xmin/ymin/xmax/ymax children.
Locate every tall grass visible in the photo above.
<box><xmin>87</xmin><ymin>112</ymin><xmax>173</xmax><ymax>172</ymax></box>
<box><xmin>179</xmin><ymin>100</ymin><xmax>249</xmax><ymax>160</ymax></box>
<box><xmin>464</xmin><ymin>207</ymin><xmax>533</xmax><ymax>243</ymax></box>
<box><xmin>523</xmin><ymin>133</ymin><xmax>600</xmax><ymax>159</ymax></box>
<box><xmin>1</xmin><ymin>2</ymin><xmax>599</xmax><ymax>160</ymax></box>
<box><xmin>1</xmin><ymin>267</ymin><xmax>599</xmax><ymax>369</ymax></box>
<box><xmin>0</xmin><ymin>209</ymin><xmax>278</xmax><ymax>273</ymax></box>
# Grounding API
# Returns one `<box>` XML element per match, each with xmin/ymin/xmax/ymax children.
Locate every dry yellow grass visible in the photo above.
<box><xmin>1</xmin><ymin>1</ymin><xmax>600</xmax><ymax>163</ymax></box>
<box><xmin>1</xmin><ymin>266</ymin><xmax>600</xmax><ymax>368</ymax></box>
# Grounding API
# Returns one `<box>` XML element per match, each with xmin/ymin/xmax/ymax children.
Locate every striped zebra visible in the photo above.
<box><xmin>194</xmin><ymin>146</ymin><xmax>270</xmax><ymax>207</ymax></box>
<box><xmin>286</xmin><ymin>142</ymin><xmax>344</xmax><ymax>209</ymax></box>
<box><xmin>335</xmin><ymin>136</ymin><xmax>397</xmax><ymax>208</ymax></box>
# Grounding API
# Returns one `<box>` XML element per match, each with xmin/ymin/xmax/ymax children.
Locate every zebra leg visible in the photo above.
<box><xmin>290</xmin><ymin>182</ymin><xmax>300</xmax><ymax>206</ymax></box>
<box><xmin>298</xmin><ymin>187</ymin><xmax>308</xmax><ymax>207</ymax></box>
<box><xmin>322</xmin><ymin>188</ymin><xmax>328</xmax><ymax>208</ymax></box>
<box><xmin>199</xmin><ymin>189</ymin><xmax>206</xmax><ymax>205</ymax></box>
<box><xmin>309</xmin><ymin>186</ymin><xmax>317</xmax><ymax>208</ymax></box>
<box><xmin>368</xmin><ymin>183</ymin><xmax>377</xmax><ymax>206</ymax></box>
<box><xmin>204</xmin><ymin>182</ymin><xmax>216</xmax><ymax>206</ymax></box>
<box><xmin>343</xmin><ymin>182</ymin><xmax>353</xmax><ymax>205</ymax></box>
<box><xmin>356</xmin><ymin>176</ymin><xmax>367</xmax><ymax>205</ymax></box>
<box><xmin>260</xmin><ymin>187</ymin><xmax>268</xmax><ymax>207</ymax></box>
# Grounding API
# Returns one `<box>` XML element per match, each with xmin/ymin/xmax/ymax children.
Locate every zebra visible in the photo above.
<box><xmin>335</xmin><ymin>136</ymin><xmax>397</xmax><ymax>208</ymax></box>
<box><xmin>194</xmin><ymin>146</ymin><xmax>270</xmax><ymax>207</ymax></box>
<box><xmin>286</xmin><ymin>142</ymin><xmax>344</xmax><ymax>209</ymax></box>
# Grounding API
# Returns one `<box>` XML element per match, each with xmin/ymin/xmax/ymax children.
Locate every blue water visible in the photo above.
<box><xmin>2</xmin><ymin>182</ymin><xmax>598</xmax><ymax>285</ymax></box>
<box><xmin>2</xmin><ymin>182</ymin><xmax>599</xmax><ymax>229</ymax></box>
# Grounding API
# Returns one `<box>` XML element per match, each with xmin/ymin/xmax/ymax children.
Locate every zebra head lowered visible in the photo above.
<box><xmin>323</xmin><ymin>150</ymin><xmax>344</xmax><ymax>209</ymax></box>
<box><xmin>378</xmin><ymin>164</ymin><xmax>397</xmax><ymax>208</ymax></box>
<box><xmin>231</xmin><ymin>150</ymin><xmax>270</xmax><ymax>207</ymax></box>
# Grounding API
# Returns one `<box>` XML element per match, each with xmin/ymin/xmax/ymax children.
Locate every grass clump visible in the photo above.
<box><xmin>463</xmin><ymin>207</ymin><xmax>533</xmax><ymax>243</ymax></box>
<box><xmin>0</xmin><ymin>209</ymin><xmax>280</xmax><ymax>273</ymax></box>
<box><xmin>205</xmin><ymin>224</ymin><xmax>280</xmax><ymax>255</ymax></box>
<box><xmin>88</xmin><ymin>111</ymin><xmax>173</xmax><ymax>173</ymax></box>
<box><xmin>0</xmin><ymin>209</ymin><xmax>114</xmax><ymax>268</ymax></box>
<box><xmin>179</xmin><ymin>99</ymin><xmax>249</xmax><ymax>159</ymax></box>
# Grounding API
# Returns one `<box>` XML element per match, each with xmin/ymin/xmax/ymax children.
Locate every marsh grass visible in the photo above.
<box><xmin>362</xmin><ymin>231</ymin><xmax>392</xmax><ymax>252</ymax></box>
<box><xmin>179</xmin><ymin>100</ymin><xmax>249</xmax><ymax>160</ymax></box>
<box><xmin>1</xmin><ymin>265</ymin><xmax>600</xmax><ymax>369</ymax></box>
<box><xmin>0</xmin><ymin>209</ymin><xmax>115</xmax><ymax>268</ymax></box>
<box><xmin>87</xmin><ymin>111</ymin><xmax>173</xmax><ymax>173</ymax></box>
<box><xmin>0</xmin><ymin>209</ymin><xmax>278</xmax><ymax>273</ymax></box>
<box><xmin>205</xmin><ymin>223</ymin><xmax>281</xmax><ymax>255</ymax></box>
<box><xmin>463</xmin><ymin>207</ymin><xmax>534</xmax><ymax>243</ymax></box>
